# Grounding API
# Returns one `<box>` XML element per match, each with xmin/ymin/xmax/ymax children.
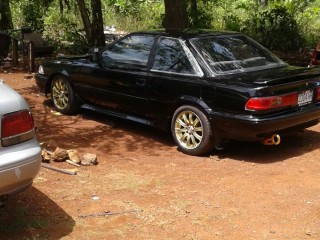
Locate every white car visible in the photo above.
<box><xmin>0</xmin><ymin>79</ymin><xmax>41</xmax><ymax>203</ymax></box>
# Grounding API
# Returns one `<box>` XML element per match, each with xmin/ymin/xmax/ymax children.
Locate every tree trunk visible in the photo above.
<box><xmin>0</xmin><ymin>0</ymin><xmax>13</xmax><ymax>30</ymax></box>
<box><xmin>75</xmin><ymin>0</ymin><xmax>105</xmax><ymax>47</ymax></box>
<box><xmin>75</xmin><ymin>0</ymin><xmax>92</xmax><ymax>45</ymax></box>
<box><xmin>0</xmin><ymin>0</ymin><xmax>12</xmax><ymax>58</ymax></box>
<box><xmin>91</xmin><ymin>0</ymin><xmax>105</xmax><ymax>47</ymax></box>
<box><xmin>163</xmin><ymin>0</ymin><xmax>188</xmax><ymax>29</ymax></box>
<box><xmin>189</xmin><ymin>0</ymin><xmax>198</xmax><ymax>27</ymax></box>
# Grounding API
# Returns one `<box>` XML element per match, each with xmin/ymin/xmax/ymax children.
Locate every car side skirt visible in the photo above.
<box><xmin>81</xmin><ymin>104</ymin><xmax>154</xmax><ymax>126</ymax></box>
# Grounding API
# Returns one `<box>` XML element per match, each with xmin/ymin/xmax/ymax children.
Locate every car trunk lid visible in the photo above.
<box><xmin>251</xmin><ymin>66</ymin><xmax>320</xmax><ymax>86</ymax></box>
<box><xmin>0</xmin><ymin>80</ymin><xmax>35</xmax><ymax>147</ymax></box>
<box><xmin>0</xmin><ymin>80</ymin><xmax>23</xmax><ymax>115</ymax></box>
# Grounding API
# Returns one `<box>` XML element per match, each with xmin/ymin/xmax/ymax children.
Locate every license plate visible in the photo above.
<box><xmin>298</xmin><ymin>90</ymin><xmax>313</xmax><ymax>106</ymax></box>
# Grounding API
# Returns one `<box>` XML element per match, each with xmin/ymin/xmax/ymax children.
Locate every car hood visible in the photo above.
<box><xmin>49</xmin><ymin>55</ymin><xmax>91</xmax><ymax>65</ymax></box>
<box><xmin>212</xmin><ymin>65</ymin><xmax>320</xmax><ymax>86</ymax></box>
<box><xmin>0</xmin><ymin>80</ymin><xmax>29</xmax><ymax>115</ymax></box>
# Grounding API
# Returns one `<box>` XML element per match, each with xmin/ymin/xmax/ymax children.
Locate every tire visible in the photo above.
<box><xmin>171</xmin><ymin>105</ymin><xmax>214</xmax><ymax>156</ymax></box>
<box><xmin>51</xmin><ymin>75</ymin><xmax>79</xmax><ymax>115</ymax></box>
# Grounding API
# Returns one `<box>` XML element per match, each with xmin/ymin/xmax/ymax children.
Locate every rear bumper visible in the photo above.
<box><xmin>0</xmin><ymin>141</ymin><xmax>41</xmax><ymax>197</ymax></box>
<box><xmin>211</xmin><ymin>105</ymin><xmax>320</xmax><ymax>141</ymax></box>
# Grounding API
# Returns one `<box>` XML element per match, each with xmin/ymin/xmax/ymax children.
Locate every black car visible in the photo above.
<box><xmin>35</xmin><ymin>29</ymin><xmax>320</xmax><ymax>155</ymax></box>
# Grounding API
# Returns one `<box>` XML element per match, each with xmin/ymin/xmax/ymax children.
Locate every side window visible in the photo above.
<box><xmin>152</xmin><ymin>37</ymin><xmax>195</xmax><ymax>75</ymax></box>
<box><xmin>102</xmin><ymin>34</ymin><xmax>155</xmax><ymax>69</ymax></box>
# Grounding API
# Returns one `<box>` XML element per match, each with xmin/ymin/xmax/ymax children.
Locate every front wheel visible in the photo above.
<box><xmin>171</xmin><ymin>105</ymin><xmax>214</xmax><ymax>156</ymax></box>
<box><xmin>51</xmin><ymin>75</ymin><xmax>79</xmax><ymax>115</ymax></box>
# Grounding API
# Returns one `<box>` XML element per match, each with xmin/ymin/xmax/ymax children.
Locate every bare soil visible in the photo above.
<box><xmin>1</xmin><ymin>71</ymin><xmax>320</xmax><ymax>240</ymax></box>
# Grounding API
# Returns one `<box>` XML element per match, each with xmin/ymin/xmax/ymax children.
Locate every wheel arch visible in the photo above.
<box><xmin>168</xmin><ymin>95</ymin><xmax>223</xmax><ymax>148</ymax></box>
<box><xmin>45</xmin><ymin>70</ymin><xmax>70</xmax><ymax>95</ymax></box>
<box><xmin>168</xmin><ymin>95</ymin><xmax>212</xmax><ymax>122</ymax></box>
<box><xmin>161</xmin><ymin>95</ymin><xmax>210</xmax><ymax>131</ymax></box>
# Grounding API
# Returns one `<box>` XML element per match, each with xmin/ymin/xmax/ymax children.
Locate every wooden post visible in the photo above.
<box><xmin>12</xmin><ymin>39</ymin><xmax>18</xmax><ymax>67</ymax></box>
<box><xmin>27</xmin><ymin>41</ymin><xmax>35</xmax><ymax>73</ymax></box>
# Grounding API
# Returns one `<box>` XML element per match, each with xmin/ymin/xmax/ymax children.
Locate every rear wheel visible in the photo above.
<box><xmin>171</xmin><ymin>105</ymin><xmax>214</xmax><ymax>156</ymax></box>
<box><xmin>51</xmin><ymin>76</ymin><xmax>79</xmax><ymax>114</ymax></box>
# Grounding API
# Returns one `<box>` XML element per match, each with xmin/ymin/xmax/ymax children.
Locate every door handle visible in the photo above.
<box><xmin>135</xmin><ymin>78</ymin><xmax>146</xmax><ymax>87</ymax></box>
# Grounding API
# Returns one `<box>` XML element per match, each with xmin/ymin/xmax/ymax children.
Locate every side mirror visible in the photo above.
<box><xmin>92</xmin><ymin>47</ymin><xmax>103</xmax><ymax>67</ymax></box>
<box><xmin>92</xmin><ymin>48</ymin><xmax>99</xmax><ymax>61</ymax></box>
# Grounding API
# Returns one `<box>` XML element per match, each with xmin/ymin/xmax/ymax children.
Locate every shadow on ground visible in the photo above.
<box><xmin>21</xmin><ymin>85</ymin><xmax>320</xmax><ymax>164</ymax></box>
<box><xmin>0</xmin><ymin>187</ymin><xmax>75</xmax><ymax>240</ymax></box>
<box><xmin>215</xmin><ymin>128</ymin><xmax>320</xmax><ymax>163</ymax></box>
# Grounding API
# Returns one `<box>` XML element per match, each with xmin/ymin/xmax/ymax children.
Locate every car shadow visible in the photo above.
<box><xmin>38</xmin><ymin>95</ymin><xmax>175</xmax><ymax>146</ymax></box>
<box><xmin>0</xmin><ymin>187</ymin><xmax>75</xmax><ymax>239</ymax></box>
<box><xmin>79</xmin><ymin>108</ymin><xmax>320</xmax><ymax>163</ymax></box>
<box><xmin>80</xmin><ymin>108</ymin><xmax>175</xmax><ymax>145</ymax></box>
<box><xmin>214</xmin><ymin>128</ymin><xmax>320</xmax><ymax>163</ymax></box>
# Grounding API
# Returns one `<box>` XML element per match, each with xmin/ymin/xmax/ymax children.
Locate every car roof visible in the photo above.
<box><xmin>132</xmin><ymin>29</ymin><xmax>240</xmax><ymax>40</ymax></box>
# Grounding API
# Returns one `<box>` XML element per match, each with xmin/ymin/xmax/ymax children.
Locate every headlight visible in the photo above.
<box><xmin>38</xmin><ymin>65</ymin><xmax>44</xmax><ymax>75</ymax></box>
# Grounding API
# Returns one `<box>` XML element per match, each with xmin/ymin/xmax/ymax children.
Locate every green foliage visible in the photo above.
<box><xmin>102</xmin><ymin>0</ymin><xmax>164</xmax><ymax>31</ymax></box>
<box><xmin>196</xmin><ymin>0</ymin><xmax>319</xmax><ymax>50</ymax></box>
<box><xmin>293</xmin><ymin>0</ymin><xmax>320</xmax><ymax>47</ymax></box>
<box><xmin>187</xmin><ymin>1</ymin><xmax>213</xmax><ymax>28</ymax></box>
<box><xmin>10</xmin><ymin>0</ymin><xmax>54</xmax><ymax>33</ymax></box>
<box><xmin>42</xmin><ymin>0</ymin><xmax>88</xmax><ymax>53</ymax></box>
<box><xmin>247</xmin><ymin>5</ymin><xmax>302</xmax><ymax>50</ymax></box>
<box><xmin>8</xmin><ymin>0</ymin><xmax>320</xmax><ymax>52</ymax></box>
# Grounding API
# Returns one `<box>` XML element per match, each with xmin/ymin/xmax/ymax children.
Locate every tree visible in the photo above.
<box><xmin>75</xmin><ymin>0</ymin><xmax>92</xmax><ymax>43</ymax></box>
<box><xmin>75</xmin><ymin>0</ymin><xmax>105</xmax><ymax>46</ymax></box>
<box><xmin>91</xmin><ymin>0</ymin><xmax>105</xmax><ymax>46</ymax></box>
<box><xmin>0</xmin><ymin>0</ymin><xmax>12</xmax><ymax>58</ymax></box>
<box><xmin>163</xmin><ymin>0</ymin><xmax>188</xmax><ymax>29</ymax></box>
<box><xmin>189</xmin><ymin>0</ymin><xmax>199</xmax><ymax>27</ymax></box>
<box><xmin>0</xmin><ymin>0</ymin><xmax>13</xmax><ymax>30</ymax></box>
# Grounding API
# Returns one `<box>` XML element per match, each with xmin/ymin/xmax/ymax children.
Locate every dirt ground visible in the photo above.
<box><xmin>0</xmin><ymin>71</ymin><xmax>320</xmax><ymax>240</ymax></box>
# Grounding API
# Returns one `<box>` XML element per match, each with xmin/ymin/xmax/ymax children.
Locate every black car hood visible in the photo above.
<box><xmin>212</xmin><ymin>65</ymin><xmax>320</xmax><ymax>86</ymax></box>
<box><xmin>48</xmin><ymin>54</ymin><xmax>92</xmax><ymax>65</ymax></box>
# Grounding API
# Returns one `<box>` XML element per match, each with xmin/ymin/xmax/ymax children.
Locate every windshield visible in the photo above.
<box><xmin>191</xmin><ymin>35</ymin><xmax>286</xmax><ymax>75</ymax></box>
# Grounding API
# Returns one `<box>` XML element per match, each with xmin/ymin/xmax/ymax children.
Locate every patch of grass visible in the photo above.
<box><xmin>0</xmin><ymin>207</ymin><xmax>49</xmax><ymax>233</ymax></box>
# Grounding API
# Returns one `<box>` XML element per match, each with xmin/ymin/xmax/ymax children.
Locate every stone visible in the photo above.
<box><xmin>81</xmin><ymin>153</ymin><xmax>97</xmax><ymax>166</ymax></box>
<box><xmin>41</xmin><ymin>149</ymin><xmax>52</xmax><ymax>162</ymax></box>
<box><xmin>67</xmin><ymin>149</ymin><xmax>81</xmax><ymax>164</ymax></box>
<box><xmin>51</xmin><ymin>147</ymin><xmax>68</xmax><ymax>162</ymax></box>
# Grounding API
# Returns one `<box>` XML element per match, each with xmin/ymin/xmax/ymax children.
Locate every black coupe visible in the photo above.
<box><xmin>35</xmin><ymin>29</ymin><xmax>320</xmax><ymax>155</ymax></box>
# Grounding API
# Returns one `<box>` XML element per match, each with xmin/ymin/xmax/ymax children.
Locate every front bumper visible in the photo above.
<box><xmin>34</xmin><ymin>73</ymin><xmax>49</xmax><ymax>94</ymax></box>
<box><xmin>0</xmin><ymin>141</ymin><xmax>42</xmax><ymax>196</ymax></box>
<box><xmin>211</xmin><ymin>105</ymin><xmax>320</xmax><ymax>142</ymax></box>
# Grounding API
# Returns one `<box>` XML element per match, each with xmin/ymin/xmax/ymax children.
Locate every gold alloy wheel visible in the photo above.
<box><xmin>52</xmin><ymin>78</ymin><xmax>69</xmax><ymax>110</ymax></box>
<box><xmin>174</xmin><ymin>110</ymin><xmax>203</xmax><ymax>149</ymax></box>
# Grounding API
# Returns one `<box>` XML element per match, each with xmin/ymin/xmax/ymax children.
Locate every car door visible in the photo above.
<box><xmin>77</xmin><ymin>33</ymin><xmax>156</xmax><ymax>117</ymax></box>
<box><xmin>148</xmin><ymin>36</ymin><xmax>205</xmax><ymax>118</ymax></box>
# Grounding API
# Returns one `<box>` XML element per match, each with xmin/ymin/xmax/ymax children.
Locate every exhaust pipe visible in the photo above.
<box><xmin>262</xmin><ymin>134</ymin><xmax>281</xmax><ymax>146</ymax></box>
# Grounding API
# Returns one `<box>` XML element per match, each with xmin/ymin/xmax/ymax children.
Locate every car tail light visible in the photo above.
<box><xmin>245</xmin><ymin>92</ymin><xmax>298</xmax><ymax>111</ymax></box>
<box><xmin>1</xmin><ymin>110</ymin><xmax>35</xmax><ymax>147</ymax></box>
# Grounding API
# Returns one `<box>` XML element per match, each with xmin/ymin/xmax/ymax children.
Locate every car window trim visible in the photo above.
<box><xmin>189</xmin><ymin>34</ymin><xmax>287</xmax><ymax>76</ymax></box>
<box><xmin>102</xmin><ymin>33</ymin><xmax>156</xmax><ymax>70</ymax></box>
<box><xmin>150</xmin><ymin>37</ymin><xmax>204</xmax><ymax>77</ymax></box>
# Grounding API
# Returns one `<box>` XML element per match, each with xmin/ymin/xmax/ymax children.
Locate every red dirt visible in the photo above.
<box><xmin>1</xmin><ymin>71</ymin><xmax>320</xmax><ymax>240</ymax></box>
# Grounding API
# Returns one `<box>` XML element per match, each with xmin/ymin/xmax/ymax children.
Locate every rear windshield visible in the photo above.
<box><xmin>190</xmin><ymin>35</ymin><xmax>286</xmax><ymax>74</ymax></box>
